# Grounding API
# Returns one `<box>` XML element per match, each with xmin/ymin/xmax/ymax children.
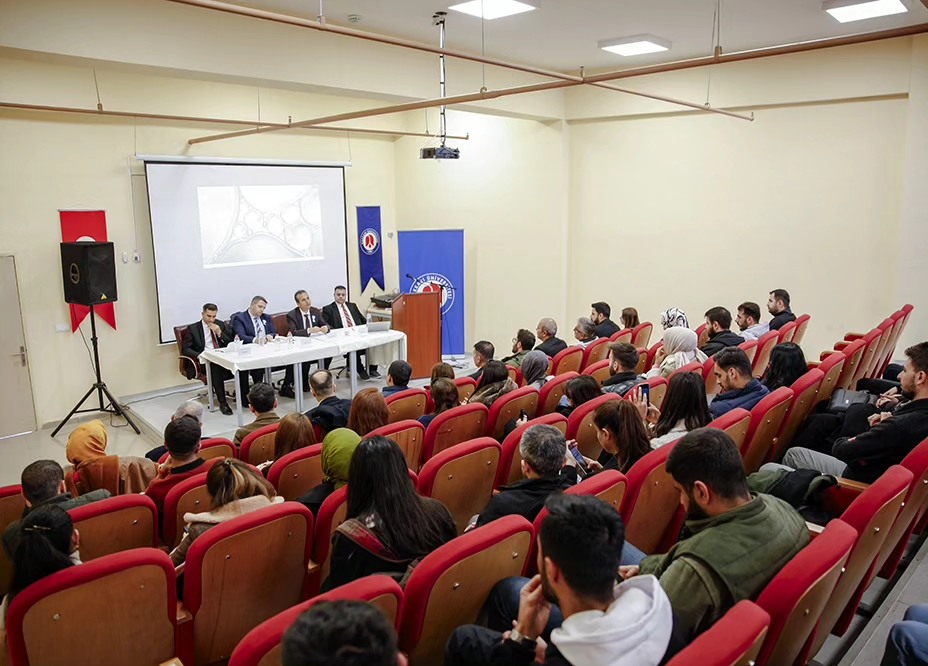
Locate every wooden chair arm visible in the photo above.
<box><xmin>176</xmin><ymin>602</ymin><xmax>193</xmax><ymax>625</ymax></box>
<box><xmin>159</xmin><ymin>660</ymin><xmax>185</xmax><ymax>666</ymax></box>
<box><xmin>820</xmin><ymin>351</ymin><xmax>840</xmax><ymax>361</ymax></box>
<box><xmin>834</xmin><ymin>342</ymin><xmax>850</xmax><ymax>351</ymax></box>
<box><xmin>308</xmin><ymin>560</ymin><xmax>321</xmax><ymax>575</ymax></box>
<box><xmin>836</xmin><ymin>477</ymin><xmax>870</xmax><ymax>493</ymax></box>
<box><xmin>806</xmin><ymin>521</ymin><xmax>825</xmax><ymax>538</ymax></box>
<box><xmin>844</xmin><ymin>333</ymin><xmax>867</xmax><ymax>341</ymax></box>
<box><xmin>807</xmin><ymin>361</ymin><xmax>821</xmax><ymax>369</ymax></box>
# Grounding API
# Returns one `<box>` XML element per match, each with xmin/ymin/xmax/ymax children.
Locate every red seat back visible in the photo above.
<box><xmin>644</xmin><ymin>342</ymin><xmax>664</xmax><ymax>373</ymax></box>
<box><xmin>308</xmin><ymin>485</ymin><xmax>349</xmax><ymax>594</ymax></box>
<box><xmin>580</xmin><ymin>337</ymin><xmax>610</xmax><ymax>370</ymax></box>
<box><xmin>566</xmin><ymin>393</ymin><xmax>621</xmax><ymax>460</ymax></box>
<box><xmin>707</xmin><ymin>408</ymin><xmax>752</xmax><ymax>452</ymax></box>
<box><xmin>239</xmin><ymin>422</ymin><xmax>281</xmax><ymax>466</ymax></box>
<box><xmin>497</xmin><ymin>413</ymin><xmax>569</xmax><ymax>487</ymax></box>
<box><xmin>835</xmin><ymin>339</ymin><xmax>866</xmax><ymax>391</ymax></box>
<box><xmin>267</xmin><ymin>444</ymin><xmax>324</xmax><ymax>501</ymax></box>
<box><xmin>453</xmin><ymin>377</ymin><xmax>477</xmax><ymax>403</ymax></box>
<box><xmin>485</xmin><ymin>387</ymin><xmax>539</xmax><ymax>439</ymax></box>
<box><xmin>68</xmin><ymin>495</ymin><xmax>159</xmax><ymax>562</ymax></box>
<box><xmin>742</xmin><ymin>388</ymin><xmax>793</xmax><ymax>474</ymax></box>
<box><xmin>738</xmin><ymin>339</ymin><xmax>758</xmax><ymax>366</ymax></box>
<box><xmin>816</xmin><ymin>352</ymin><xmax>846</xmax><ymax>405</ymax></box>
<box><xmin>369</xmin><ymin>420</ymin><xmax>426</xmax><ymax>471</ymax></box>
<box><xmin>792</xmin><ymin>314</ymin><xmax>811</xmax><ymax>345</ymax></box>
<box><xmin>159</xmin><ymin>437</ymin><xmax>236</xmax><ymax>465</ymax></box>
<box><xmin>162</xmin><ymin>473</ymin><xmax>212</xmax><ymax>548</ymax></box>
<box><xmin>421</xmin><ymin>403</ymin><xmax>488</xmax><ymax>463</ymax></box>
<box><xmin>632</xmin><ymin>322</ymin><xmax>653</xmax><ymax>348</ymax></box>
<box><xmin>666</xmin><ymin>600</ymin><xmax>769</xmax><ymax>666</ymax></box>
<box><xmin>695</xmin><ymin>323</ymin><xmax>709</xmax><ymax>348</ymax></box>
<box><xmin>385</xmin><ymin>388</ymin><xmax>429</xmax><ymax>423</ymax></box>
<box><xmin>621</xmin><ymin>442</ymin><xmax>685</xmax><ymax>555</ymax></box>
<box><xmin>879</xmin><ymin>437</ymin><xmax>928</xmax><ymax>579</ymax></box>
<box><xmin>777</xmin><ymin>320</ymin><xmax>797</xmax><ymax>343</ymax></box>
<box><xmin>669</xmin><ymin>360</ymin><xmax>703</xmax><ymax>379</ymax></box>
<box><xmin>610</xmin><ymin>328</ymin><xmax>634</xmax><ymax>343</ymax></box>
<box><xmin>551</xmin><ymin>346</ymin><xmax>583</xmax><ymax>376</ymax></box>
<box><xmin>537</xmin><ymin>371</ymin><xmax>578</xmax><ymax>415</ymax></box>
<box><xmin>581</xmin><ymin>359</ymin><xmax>611</xmax><ymax>386</ymax></box>
<box><xmin>752</xmin><ymin>330</ymin><xmax>780</xmax><ymax>378</ymax></box>
<box><xmin>506</xmin><ymin>365</ymin><xmax>524</xmax><ymax>387</ymax></box>
<box><xmin>771</xmin><ymin>369</ymin><xmax>824</xmax><ymax>461</ymax></box>
<box><xmin>0</xmin><ymin>484</ymin><xmax>25</xmax><ymax>598</ymax></box>
<box><xmin>644</xmin><ymin>375</ymin><xmax>669</xmax><ymax>411</ymax></box>
<box><xmin>703</xmin><ymin>356</ymin><xmax>720</xmax><ymax>397</ymax></box>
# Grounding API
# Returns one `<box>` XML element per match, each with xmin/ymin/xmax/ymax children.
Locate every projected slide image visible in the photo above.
<box><xmin>198</xmin><ymin>185</ymin><xmax>325</xmax><ymax>268</ymax></box>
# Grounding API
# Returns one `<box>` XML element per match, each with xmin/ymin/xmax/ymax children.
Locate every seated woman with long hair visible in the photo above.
<box><xmin>646</xmin><ymin>327</ymin><xmax>708</xmax><ymax>379</ymax></box>
<box><xmin>555</xmin><ymin>375</ymin><xmax>603</xmax><ymax>417</ymax></box>
<box><xmin>297</xmin><ymin>428</ymin><xmax>361</xmax><ymax>516</ymax></box>
<box><xmin>428</xmin><ymin>361</ymin><xmax>456</xmax><ymax>387</ymax></box>
<box><xmin>170</xmin><ymin>459</ymin><xmax>282</xmax><ymax>568</ymax></box>
<box><xmin>762</xmin><ymin>342</ymin><xmax>807</xmax><ymax>391</ymax></box>
<box><xmin>258</xmin><ymin>412</ymin><xmax>315</xmax><ymax>475</ymax></box>
<box><xmin>621</xmin><ymin>307</ymin><xmax>640</xmax><ymax>330</ymax></box>
<box><xmin>2</xmin><ymin>505</ymin><xmax>80</xmax><ymax>629</ymax></box>
<box><xmin>467</xmin><ymin>360</ymin><xmax>517</xmax><ymax>408</ymax></box>
<box><xmin>631</xmin><ymin>373</ymin><xmax>712</xmax><ymax>448</ymax></box>
<box><xmin>419</xmin><ymin>378</ymin><xmax>459</xmax><ymax>429</ymax></box>
<box><xmin>65</xmin><ymin>419</ymin><xmax>158</xmax><ymax>495</ymax></box>
<box><xmin>325</xmin><ymin>436</ymin><xmax>456</xmax><ymax>591</ymax></box>
<box><xmin>583</xmin><ymin>400</ymin><xmax>652</xmax><ymax>474</ymax></box>
<box><xmin>347</xmin><ymin>388</ymin><xmax>390</xmax><ymax>437</ymax></box>
<box><xmin>519</xmin><ymin>351</ymin><xmax>550</xmax><ymax>391</ymax></box>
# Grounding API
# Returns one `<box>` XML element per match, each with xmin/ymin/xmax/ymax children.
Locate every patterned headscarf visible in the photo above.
<box><xmin>660</xmin><ymin>308</ymin><xmax>689</xmax><ymax>330</ymax></box>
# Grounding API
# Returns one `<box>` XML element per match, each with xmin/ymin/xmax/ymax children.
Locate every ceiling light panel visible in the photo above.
<box><xmin>598</xmin><ymin>35</ymin><xmax>672</xmax><ymax>56</ymax></box>
<box><xmin>448</xmin><ymin>0</ymin><xmax>537</xmax><ymax>20</ymax></box>
<box><xmin>823</xmin><ymin>0</ymin><xmax>908</xmax><ymax>22</ymax></box>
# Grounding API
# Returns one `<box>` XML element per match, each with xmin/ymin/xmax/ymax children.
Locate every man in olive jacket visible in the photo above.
<box><xmin>621</xmin><ymin>428</ymin><xmax>809</xmax><ymax>641</ymax></box>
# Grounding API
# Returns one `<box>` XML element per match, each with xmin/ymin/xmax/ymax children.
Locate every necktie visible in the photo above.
<box><xmin>254</xmin><ymin>317</ymin><xmax>264</xmax><ymax>337</ymax></box>
<box><xmin>304</xmin><ymin>313</ymin><xmax>310</xmax><ymax>329</ymax></box>
<box><xmin>340</xmin><ymin>303</ymin><xmax>355</xmax><ymax>328</ymax></box>
<box><xmin>210</xmin><ymin>328</ymin><xmax>219</xmax><ymax>348</ymax></box>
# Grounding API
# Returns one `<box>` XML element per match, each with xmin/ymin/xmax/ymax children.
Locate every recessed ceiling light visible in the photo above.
<box><xmin>599</xmin><ymin>35</ymin><xmax>671</xmax><ymax>57</ymax></box>
<box><xmin>448</xmin><ymin>0</ymin><xmax>536</xmax><ymax>20</ymax></box>
<box><xmin>823</xmin><ymin>0</ymin><xmax>907</xmax><ymax>22</ymax></box>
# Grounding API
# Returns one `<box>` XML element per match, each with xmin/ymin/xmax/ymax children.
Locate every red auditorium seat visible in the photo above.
<box><xmin>369</xmin><ymin>420</ymin><xmax>426</xmax><ymax>471</ymax></box>
<box><xmin>239</xmin><ymin>422</ymin><xmax>280</xmax><ymax>466</ymax></box>
<box><xmin>792</xmin><ymin>313</ymin><xmax>811</xmax><ymax>345</ymax></box>
<box><xmin>306</xmin><ymin>485</ymin><xmax>348</xmax><ymax>595</ymax></box>
<box><xmin>632</xmin><ymin>321</ymin><xmax>653</xmax><ymax>348</ymax></box>
<box><xmin>777</xmin><ymin>320</ymin><xmax>797</xmax><ymax>343</ymax></box>
<box><xmin>621</xmin><ymin>442</ymin><xmax>685</xmax><ymax>555</ymax></box>
<box><xmin>580</xmin><ymin>337</ymin><xmax>610</xmax><ymax>370</ymax></box>
<box><xmin>452</xmin><ymin>377</ymin><xmax>477</xmax><ymax>403</ymax></box>
<box><xmin>68</xmin><ymin>494</ymin><xmax>159</xmax><ymax>562</ymax></box>
<box><xmin>0</xmin><ymin>483</ymin><xmax>25</xmax><ymax>598</ymax></box>
<box><xmin>550</xmin><ymin>346</ymin><xmax>583</xmax><ymax>376</ymax></box>
<box><xmin>385</xmin><ymin>388</ymin><xmax>428</xmax><ymax>423</ymax></box>
<box><xmin>566</xmin><ymin>393</ymin><xmax>621</xmax><ymax>460</ymax></box>
<box><xmin>267</xmin><ymin>444</ymin><xmax>324</xmax><ymax>501</ymax></box>
<box><xmin>769</xmin><ymin>369</ymin><xmax>824</xmax><ymax>461</ymax></box>
<box><xmin>738</xmin><ymin>339</ymin><xmax>758</xmax><ymax>367</ymax></box>
<box><xmin>707</xmin><ymin>408</ymin><xmax>752</xmax><ymax>453</ymax></box>
<box><xmin>741</xmin><ymin>388</ymin><xmax>793</xmax><ymax>474</ymax></box>
<box><xmin>752</xmin><ymin>330</ymin><xmax>780</xmax><ymax>378</ymax></box>
<box><xmin>815</xmin><ymin>351</ymin><xmax>846</xmax><ymax>405</ymax></box>
<box><xmin>497</xmin><ymin>413</ymin><xmax>569</xmax><ymax>487</ymax></box>
<box><xmin>581</xmin><ymin>359</ymin><xmax>611</xmax><ymax>386</ymax></box>
<box><xmin>610</xmin><ymin>328</ymin><xmax>633</xmax><ymax>343</ymax></box>
<box><xmin>484</xmin><ymin>386</ymin><xmax>539</xmax><ymax>439</ymax></box>
<box><xmin>666</xmin><ymin>600</ymin><xmax>769</xmax><ymax>666</ymax></box>
<box><xmin>158</xmin><ymin>437</ymin><xmax>236</xmax><ymax>464</ymax></box>
<box><xmin>162</xmin><ymin>474</ymin><xmax>212</xmax><ymax>548</ymax></box>
<box><xmin>537</xmin><ymin>371</ymin><xmax>578</xmax><ymax>415</ymax></box>
<box><xmin>421</xmin><ymin>403</ymin><xmax>488</xmax><ymax>463</ymax></box>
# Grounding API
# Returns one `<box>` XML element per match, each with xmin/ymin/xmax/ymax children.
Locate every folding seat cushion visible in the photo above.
<box><xmin>665</xmin><ymin>600</ymin><xmax>769</xmax><ymax>666</ymax></box>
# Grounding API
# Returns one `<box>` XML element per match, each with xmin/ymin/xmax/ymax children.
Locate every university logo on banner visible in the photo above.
<box><xmin>360</xmin><ymin>227</ymin><xmax>381</xmax><ymax>255</ymax></box>
<box><xmin>357</xmin><ymin>206</ymin><xmax>385</xmax><ymax>291</ymax></box>
<box><xmin>409</xmin><ymin>273</ymin><xmax>455</xmax><ymax>315</ymax></box>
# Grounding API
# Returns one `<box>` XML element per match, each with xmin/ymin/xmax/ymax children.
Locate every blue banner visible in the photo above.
<box><xmin>357</xmin><ymin>206</ymin><xmax>385</xmax><ymax>291</ymax></box>
<box><xmin>399</xmin><ymin>230</ymin><xmax>465</xmax><ymax>356</ymax></box>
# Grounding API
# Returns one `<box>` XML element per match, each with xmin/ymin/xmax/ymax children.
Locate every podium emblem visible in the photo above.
<box><xmin>410</xmin><ymin>273</ymin><xmax>455</xmax><ymax>315</ymax></box>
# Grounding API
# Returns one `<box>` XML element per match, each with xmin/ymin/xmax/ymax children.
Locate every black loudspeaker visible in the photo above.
<box><xmin>60</xmin><ymin>242</ymin><xmax>118</xmax><ymax>305</ymax></box>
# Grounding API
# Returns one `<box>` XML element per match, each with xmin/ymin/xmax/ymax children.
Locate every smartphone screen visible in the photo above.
<box><xmin>568</xmin><ymin>444</ymin><xmax>590</xmax><ymax>477</ymax></box>
<box><xmin>640</xmin><ymin>384</ymin><xmax>650</xmax><ymax>405</ymax></box>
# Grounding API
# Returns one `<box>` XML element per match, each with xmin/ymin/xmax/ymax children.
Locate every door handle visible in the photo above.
<box><xmin>11</xmin><ymin>346</ymin><xmax>26</xmax><ymax>367</ymax></box>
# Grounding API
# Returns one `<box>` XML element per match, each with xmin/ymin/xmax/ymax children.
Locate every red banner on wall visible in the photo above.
<box><xmin>59</xmin><ymin>210</ymin><xmax>117</xmax><ymax>332</ymax></box>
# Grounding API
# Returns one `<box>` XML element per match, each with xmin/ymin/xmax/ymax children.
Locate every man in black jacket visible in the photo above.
<box><xmin>778</xmin><ymin>342</ymin><xmax>928</xmax><ymax>482</ymax></box>
<box><xmin>590</xmin><ymin>302</ymin><xmax>621</xmax><ymax>339</ymax></box>
<box><xmin>469</xmin><ymin>340</ymin><xmax>495</xmax><ymax>381</ymax></box>
<box><xmin>321</xmin><ymin>285</ymin><xmax>376</xmax><ymax>380</ymax></box>
<box><xmin>536</xmin><ymin>318</ymin><xmax>568</xmax><ymax>358</ymax></box>
<box><xmin>474</xmin><ymin>425</ymin><xmax>574</xmax><ymax>529</ymax></box>
<box><xmin>601</xmin><ymin>342</ymin><xmax>645</xmax><ymax>396</ymax></box>
<box><xmin>182</xmin><ymin>303</ymin><xmax>234</xmax><ymax>415</ymax></box>
<box><xmin>304</xmin><ymin>370</ymin><xmax>352</xmax><ymax>436</ymax></box>
<box><xmin>281</xmin><ymin>289</ymin><xmax>330</xmax><ymax>398</ymax></box>
<box><xmin>767</xmin><ymin>289</ymin><xmax>796</xmax><ymax>331</ymax></box>
<box><xmin>699</xmin><ymin>306</ymin><xmax>744</xmax><ymax>358</ymax></box>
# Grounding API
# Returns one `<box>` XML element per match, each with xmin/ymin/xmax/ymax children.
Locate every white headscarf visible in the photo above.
<box><xmin>662</xmin><ymin>327</ymin><xmax>707</xmax><ymax>369</ymax></box>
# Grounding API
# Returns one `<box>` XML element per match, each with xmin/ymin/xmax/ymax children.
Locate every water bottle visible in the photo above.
<box><xmin>287</xmin><ymin>331</ymin><xmax>294</xmax><ymax>346</ymax></box>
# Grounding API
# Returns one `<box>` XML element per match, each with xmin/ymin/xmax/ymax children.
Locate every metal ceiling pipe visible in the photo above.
<box><xmin>0</xmin><ymin>100</ymin><xmax>470</xmax><ymax>140</ymax></box>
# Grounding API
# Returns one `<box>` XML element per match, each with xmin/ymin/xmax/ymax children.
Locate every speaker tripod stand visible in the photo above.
<box><xmin>51</xmin><ymin>305</ymin><xmax>140</xmax><ymax>437</ymax></box>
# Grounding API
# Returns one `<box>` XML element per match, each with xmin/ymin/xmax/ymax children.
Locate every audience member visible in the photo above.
<box><xmin>65</xmin><ymin>418</ymin><xmax>158</xmax><ymax>495</ymax></box>
<box><xmin>635</xmin><ymin>373</ymin><xmax>711</xmax><ymax>448</ymax></box>
<box><xmin>232</xmin><ymin>382</ymin><xmax>280</xmax><ymax>446</ymax></box>
<box><xmin>502</xmin><ymin>329</ymin><xmax>536</xmax><ymax>368</ymax></box>
<box><xmin>620</xmin><ymin>307</ymin><xmax>640</xmax><ymax>330</ymax></box>
<box><xmin>325</xmin><ymin>436</ymin><xmax>456</xmax><ymax>590</ymax></box>
<box><xmin>382</xmin><ymin>360</ymin><xmax>412</xmax><ymax>397</ymax></box>
<box><xmin>281</xmin><ymin>289</ymin><xmax>330</xmax><ymax>398</ymax></box>
<box><xmin>772</xmin><ymin>343</ymin><xmax>928</xmax><ymax>482</ymax></box>
<box><xmin>590</xmin><ymin>302</ymin><xmax>621</xmax><ymax>338</ymax></box>
<box><xmin>429</xmin><ymin>361</ymin><xmax>456</xmax><ymax>385</ymax></box>
<box><xmin>257</xmin><ymin>412</ymin><xmax>314</xmax><ymax>474</ymax></box>
<box><xmin>231</xmin><ymin>295</ymin><xmax>278</xmax><ymax>399</ymax></box>
<box><xmin>556</xmin><ymin>375</ymin><xmax>602</xmax><ymax>418</ymax></box>
<box><xmin>709</xmin><ymin>347</ymin><xmax>769</xmax><ymax>418</ymax></box>
<box><xmin>182</xmin><ymin>302</ymin><xmax>234</xmax><ymax>414</ymax></box>
<box><xmin>322</xmin><ymin>285</ymin><xmax>377</xmax><ymax>379</ymax></box>
<box><xmin>1</xmin><ymin>505</ymin><xmax>81</xmax><ymax>631</ymax></box>
<box><xmin>475</xmin><ymin>425</ymin><xmax>574</xmax><ymax>528</ymax></box>
<box><xmin>622</xmin><ymin>429</ymin><xmax>808</xmax><ymax>641</ymax></box>
<box><xmin>536</xmin><ymin>318</ymin><xmax>568</xmax><ymax>358</ymax></box>
<box><xmin>468</xmin><ymin>360</ymin><xmax>517</xmax><ymax>408</ymax></box>
<box><xmin>469</xmin><ymin>341</ymin><xmax>495</xmax><ymax>381</ymax></box>
<box><xmin>297</xmin><ymin>428</ymin><xmax>361</xmax><ymax>515</ymax></box>
<box><xmin>347</xmin><ymin>388</ymin><xmax>390</xmax><ymax>437</ymax></box>
<box><xmin>601</xmin><ymin>342</ymin><xmax>645</xmax><ymax>396</ymax></box>
<box><xmin>282</xmin><ymin>600</ymin><xmax>403</xmax><ymax>666</ymax></box>
<box><xmin>2</xmin><ymin>460</ymin><xmax>109</xmax><ymax>559</ymax></box>
<box><xmin>767</xmin><ymin>289</ymin><xmax>796</xmax><ymax>331</ymax></box>
<box><xmin>304</xmin><ymin>370</ymin><xmax>352</xmax><ymax>435</ymax></box>
<box><xmin>881</xmin><ymin>604</ymin><xmax>928</xmax><ymax>666</ymax></box>
<box><xmin>170</xmin><ymin>459</ymin><xmax>282</xmax><ymax>567</ymax></box>
<box><xmin>647</xmin><ymin>327</ymin><xmax>707</xmax><ymax>379</ymax></box>
<box><xmin>585</xmin><ymin>400</ymin><xmax>651</xmax><ymax>474</ymax></box>
<box><xmin>572</xmin><ymin>318</ymin><xmax>598</xmax><ymax>349</ymax></box>
<box><xmin>145</xmin><ymin>399</ymin><xmax>205</xmax><ymax>463</ymax></box>
<box><xmin>446</xmin><ymin>495</ymin><xmax>674</xmax><ymax>666</ymax></box>
<box><xmin>419</xmin><ymin>378</ymin><xmax>459</xmax><ymax>429</ymax></box>
<box><xmin>521</xmin><ymin>351</ymin><xmax>550</xmax><ymax>390</ymax></box>
<box><xmin>659</xmin><ymin>308</ymin><xmax>689</xmax><ymax>330</ymax></box>
<box><xmin>761</xmin><ymin>342</ymin><xmax>807</xmax><ymax>391</ymax></box>
<box><xmin>736</xmin><ymin>301</ymin><xmax>769</xmax><ymax>341</ymax></box>
<box><xmin>700</xmin><ymin>307</ymin><xmax>745</xmax><ymax>357</ymax></box>
<box><xmin>145</xmin><ymin>415</ymin><xmax>217</xmax><ymax>517</ymax></box>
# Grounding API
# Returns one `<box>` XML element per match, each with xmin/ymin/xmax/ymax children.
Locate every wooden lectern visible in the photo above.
<box><xmin>391</xmin><ymin>292</ymin><xmax>441</xmax><ymax>379</ymax></box>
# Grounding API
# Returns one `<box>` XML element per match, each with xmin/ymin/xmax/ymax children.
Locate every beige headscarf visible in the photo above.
<box><xmin>65</xmin><ymin>419</ymin><xmax>108</xmax><ymax>465</ymax></box>
<box><xmin>662</xmin><ymin>327</ymin><xmax>708</xmax><ymax>371</ymax></box>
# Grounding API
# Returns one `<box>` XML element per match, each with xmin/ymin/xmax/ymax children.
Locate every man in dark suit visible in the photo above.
<box><xmin>591</xmin><ymin>302</ymin><xmax>621</xmax><ymax>338</ymax></box>
<box><xmin>281</xmin><ymin>290</ymin><xmax>330</xmax><ymax>398</ymax></box>
<box><xmin>304</xmin><ymin>370</ymin><xmax>352</xmax><ymax>436</ymax></box>
<box><xmin>535</xmin><ymin>317</ymin><xmax>568</xmax><ymax>358</ymax></box>
<box><xmin>182</xmin><ymin>303</ymin><xmax>234</xmax><ymax>415</ymax></box>
<box><xmin>231</xmin><ymin>295</ymin><xmax>278</xmax><ymax>403</ymax></box>
<box><xmin>321</xmin><ymin>285</ymin><xmax>377</xmax><ymax>380</ymax></box>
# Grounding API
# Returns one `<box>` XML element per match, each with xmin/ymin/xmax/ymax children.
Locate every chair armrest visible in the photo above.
<box><xmin>176</xmin><ymin>603</ymin><xmax>193</xmax><ymax>625</ymax></box>
<box><xmin>844</xmin><ymin>333</ymin><xmax>867</xmax><ymax>341</ymax></box>
<box><xmin>178</xmin><ymin>356</ymin><xmax>201</xmax><ymax>373</ymax></box>
<box><xmin>308</xmin><ymin>560</ymin><xmax>321</xmax><ymax>575</ymax></box>
<box><xmin>807</xmin><ymin>361</ymin><xmax>821</xmax><ymax>369</ymax></box>
<box><xmin>806</xmin><ymin>521</ymin><xmax>825</xmax><ymax>538</ymax></box>
<box><xmin>836</xmin><ymin>477</ymin><xmax>870</xmax><ymax>493</ymax></box>
<box><xmin>174</xmin><ymin>562</ymin><xmax>186</xmax><ymax>577</ymax></box>
<box><xmin>820</xmin><ymin>351</ymin><xmax>840</xmax><ymax>361</ymax></box>
<box><xmin>159</xmin><ymin>660</ymin><xmax>185</xmax><ymax>666</ymax></box>
<box><xmin>834</xmin><ymin>342</ymin><xmax>850</xmax><ymax>351</ymax></box>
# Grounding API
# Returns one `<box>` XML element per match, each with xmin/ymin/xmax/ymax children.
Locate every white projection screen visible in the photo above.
<box><xmin>145</xmin><ymin>161</ymin><xmax>348</xmax><ymax>343</ymax></box>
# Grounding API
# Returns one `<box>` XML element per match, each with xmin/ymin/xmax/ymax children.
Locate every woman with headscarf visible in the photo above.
<box><xmin>646</xmin><ymin>327</ymin><xmax>708</xmax><ymax>379</ymax></box>
<box><xmin>65</xmin><ymin>419</ymin><xmax>158</xmax><ymax>495</ymax></box>
<box><xmin>659</xmin><ymin>308</ymin><xmax>689</xmax><ymax>330</ymax></box>
<box><xmin>296</xmin><ymin>427</ymin><xmax>361</xmax><ymax>516</ymax></box>
<box><xmin>520</xmin><ymin>351</ymin><xmax>550</xmax><ymax>391</ymax></box>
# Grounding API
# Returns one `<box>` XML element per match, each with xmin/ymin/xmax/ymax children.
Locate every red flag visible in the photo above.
<box><xmin>59</xmin><ymin>210</ymin><xmax>117</xmax><ymax>332</ymax></box>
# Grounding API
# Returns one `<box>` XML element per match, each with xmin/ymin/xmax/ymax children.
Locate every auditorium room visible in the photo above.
<box><xmin>0</xmin><ymin>0</ymin><xmax>927</xmax><ymax>664</ymax></box>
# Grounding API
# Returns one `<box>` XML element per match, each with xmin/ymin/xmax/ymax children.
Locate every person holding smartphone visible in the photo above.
<box><xmin>587</xmin><ymin>401</ymin><xmax>652</xmax><ymax>474</ymax></box>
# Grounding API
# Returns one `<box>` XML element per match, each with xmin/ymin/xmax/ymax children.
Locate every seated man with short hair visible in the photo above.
<box><xmin>382</xmin><ymin>360</ymin><xmax>412</xmax><ymax>397</ymax></box>
<box><xmin>709</xmin><ymin>347</ymin><xmax>769</xmax><ymax>418</ymax></box>
<box><xmin>446</xmin><ymin>494</ymin><xmax>675</xmax><ymax>666</ymax></box>
<box><xmin>601</xmin><ymin>342</ymin><xmax>645</xmax><ymax>397</ymax></box>
<box><xmin>474</xmin><ymin>425</ymin><xmax>574</xmax><ymax>528</ymax></box>
<box><xmin>304</xmin><ymin>370</ymin><xmax>352</xmax><ymax>435</ymax></box>
<box><xmin>572</xmin><ymin>317</ymin><xmax>598</xmax><ymax>349</ymax></box>
<box><xmin>145</xmin><ymin>398</ymin><xmax>205</xmax><ymax>463</ymax></box>
<box><xmin>591</xmin><ymin>301</ymin><xmax>621</xmax><ymax>339</ymax></box>
<box><xmin>145</xmin><ymin>415</ymin><xmax>218</xmax><ymax>517</ymax></box>
<box><xmin>282</xmin><ymin>599</ymin><xmax>404</xmax><ymax>666</ymax></box>
<box><xmin>469</xmin><ymin>340</ymin><xmax>495</xmax><ymax>381</ymax></box>
<box><xmin>736</xmin><ymin>301</ymin><xmax>769</xmax><ymax>341</ymax></box>
<box><xmin>700</xmin><ymin>307</ymin><xmax>744</xmax><ymax>357</ymax></box>
<box><xmin>767</xmin><ymin>289</ymin><xmax>796</xmax><ymax>331</ymax></box>
<box><xmin>2</xmin><ymin>460</ymin><xmax>110</xmax><ymax>558</ymax></box>
<box><xmin>232</xmin><ymin>382</ymin><xmax>280</xmax><ymax>446</ymax></box>
<box><xmin>536</xmin><ymin>318</ymin><xmax>568</xmax><ymax>358</ymax></box>
<box><xmin>502</xmin><ymin>329</ymin><xmax>536</xmax><ymax>368</ymax></box>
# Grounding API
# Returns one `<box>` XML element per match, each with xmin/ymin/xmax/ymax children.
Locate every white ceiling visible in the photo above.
<box><xmin>241</xmin><ymin>0</ymin><xmax>928</xmax><ymax>72</ymax></box>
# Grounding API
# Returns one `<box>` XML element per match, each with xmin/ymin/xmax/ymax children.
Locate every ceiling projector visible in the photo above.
<box><xmin>420</xmin><ymin>146</ymin><xmax>460</xmax><ymax>159</ymax></box>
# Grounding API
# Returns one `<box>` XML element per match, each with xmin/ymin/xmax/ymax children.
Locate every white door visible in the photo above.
<box><xmin>0</xmin><ymin>256</ymin><xmax>37</xmax><ymax>437</ymax></box>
